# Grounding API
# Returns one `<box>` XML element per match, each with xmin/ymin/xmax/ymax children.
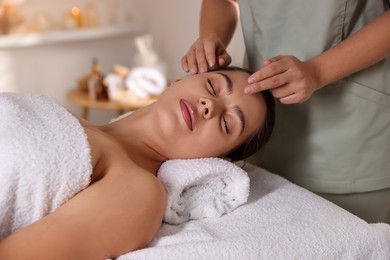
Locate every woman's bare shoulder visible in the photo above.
<box><xmin>0</xmin><ymin>147</ymin><xmax>167</xmax><ymax>259</ymax></box>
<box><xmin>0</xmin><ymin>117</ymin><xmax>168</xmax><ymax>259</ymax></box>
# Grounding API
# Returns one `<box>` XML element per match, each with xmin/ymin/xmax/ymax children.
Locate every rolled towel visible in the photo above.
<box><xmin>126</xmin><ymin>67</ymin><xmax>167</xmax><ymax>99</ymax></box>
<box><xmin>158</xmin><ymin>158</ymin><xmax>250</xmax><ymax>225</ymax></box>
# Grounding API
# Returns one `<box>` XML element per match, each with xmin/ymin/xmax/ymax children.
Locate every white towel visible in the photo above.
<box><xmin>157</xmin><ymin>158</ymin><xmax>250</xmax><ymax>225</ymax></box>
<box><xmin>117</xmin><ymin>164</ymin><xmax>390</xmax><ymax>260</ymax></box>
<box><xmin>126</xmin><ymin>67</ymin><xmax>167</xmax><ymax>99</ymax></box>
<box><xmin>0</xmin><ymin>93</ymin><xmax>92</xmax><ymax>239</ymax></box>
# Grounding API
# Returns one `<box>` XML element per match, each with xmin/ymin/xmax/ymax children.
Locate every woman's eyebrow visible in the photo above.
<box><xmin>215</xmin><ymin>72</ymin><xmax>245</xmax><ymax>135</ymax></box>
<box><xmin>216</xmin><ymin>72</ymin><xmax>232</xmax><ymax>94</ymax></box>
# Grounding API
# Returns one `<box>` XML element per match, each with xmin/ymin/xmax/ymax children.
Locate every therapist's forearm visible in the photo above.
<box><xmin>308</xmin><ymin>10</ymin><xmax>390</xmax><ymax>89</ymax></box>
<box><xmin>199</xmin><ymin>0</ymin><xmax>239</xmax><ymax>47</ymax></box>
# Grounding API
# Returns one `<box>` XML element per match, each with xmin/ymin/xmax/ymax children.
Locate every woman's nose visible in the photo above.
<box><xmin>199</xmin><ymin>97</ymin><xmax>216</xmax><ymax>119</ymax></box>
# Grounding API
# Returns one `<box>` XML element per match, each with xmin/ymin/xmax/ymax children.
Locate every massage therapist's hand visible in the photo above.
<box><xmin>245</xmin><ymin>55</ymin><xmax>321</xmax><ymax>104</ymax></box>
<box><xmin>181</xmin><ymin>35</ymin><xmax>232</xmax><ymax>74</ymax></box>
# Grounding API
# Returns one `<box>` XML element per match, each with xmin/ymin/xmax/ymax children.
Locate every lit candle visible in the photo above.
<box><xmin>71</xmin><ymin>7</ymin><xmax>82</xmax><ymax>28</ymax></box>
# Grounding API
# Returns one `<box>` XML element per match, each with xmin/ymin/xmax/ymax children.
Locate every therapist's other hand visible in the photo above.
<box><xmin>181</xmin><ymin>35</ymin><xmax>232</xmax><ymax>74</ymax></box>
<box><xmin>245</xmin><ymin>55</ymin><xmax>320</xmax><ymax>104</ymax></box>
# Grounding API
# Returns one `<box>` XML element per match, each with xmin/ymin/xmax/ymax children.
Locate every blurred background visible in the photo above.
<box><xmin>0</xmin><ymin>0</ymin><xmax>245</xmax><ymax>123</ymax></box>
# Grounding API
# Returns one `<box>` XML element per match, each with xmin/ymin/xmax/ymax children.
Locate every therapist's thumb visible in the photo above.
<box><xmin>218</xmin><ymin>53</ymin><xmax>232</xmax><ymax>67</ymax></box>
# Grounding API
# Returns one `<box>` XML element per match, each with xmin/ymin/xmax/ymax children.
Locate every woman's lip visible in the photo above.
<box><xmin>180</xmin><ymin>99</ymin><xmax>196</xmax><ymax>131</ymax></box>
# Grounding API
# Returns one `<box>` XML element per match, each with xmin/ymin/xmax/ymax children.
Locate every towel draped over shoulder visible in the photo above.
<box><xmin>0</xmin><ymin>93</ymin><xmax>92</xmax><ymax>239</ymax></box>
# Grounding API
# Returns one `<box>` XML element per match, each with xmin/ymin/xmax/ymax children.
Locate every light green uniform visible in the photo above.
<box><xmin>240</xmin><ymin>0</ymin><xmax>390</xmax><ymax>222</ymax></box>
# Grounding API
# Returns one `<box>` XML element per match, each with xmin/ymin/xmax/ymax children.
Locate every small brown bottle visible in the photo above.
<box><xmin>88</xmin><ymin>58</ymin><xmax>108</xmax><ymax>100</ymax></box>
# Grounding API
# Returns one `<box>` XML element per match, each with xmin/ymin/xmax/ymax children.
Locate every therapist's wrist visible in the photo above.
<box><xmin>306</xmin><ymin>57</ymin><xmax>334</xmax><ymax>91</ymax></box>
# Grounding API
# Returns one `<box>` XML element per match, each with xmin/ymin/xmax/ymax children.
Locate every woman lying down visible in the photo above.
<box><xmin>0</xmin><ymin>67</ymin><xmax>275</xmax><ymax>259</ymax></box>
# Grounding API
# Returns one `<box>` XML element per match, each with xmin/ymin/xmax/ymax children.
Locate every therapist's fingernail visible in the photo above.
<box><xmin>248</xmin><ymin>77</ymin><xmax>256</xmax><ymax>84</ymax></box>
<box><xmin>263</xmin><ymin>60</ymin><xmax>271</xmax><ymax>66</ymax></box>
<box><xmin>208</xmin><ymin>59</ymin><xmax>214</xmax><ymax>67</ymax></box>
<box><xmin>244</xmin><ymin>86</ymin><xmax>253</xmax><ymax>94</ymax></box>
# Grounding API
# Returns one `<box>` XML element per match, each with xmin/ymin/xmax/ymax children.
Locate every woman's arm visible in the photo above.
<box><xmin>246</xmin><ymin>10</ymin><xmax>390</xmax><ymax>104</ymax></box>
<box><xmin>0</xmin><ymin>168</ymin><xmax>167</xmax><ymax>259</ymax></box>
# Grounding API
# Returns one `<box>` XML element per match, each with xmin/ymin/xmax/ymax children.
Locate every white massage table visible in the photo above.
<box><xmin>117</xmin><ymin>163</ymin><xmax>390</xmax><ymax>260</ymax></box>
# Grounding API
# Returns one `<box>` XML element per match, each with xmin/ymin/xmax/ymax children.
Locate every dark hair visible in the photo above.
<box><xmin>209</xmin><ymin>66</ymin><xmax>275</xmax><ymax>162</ymax></box>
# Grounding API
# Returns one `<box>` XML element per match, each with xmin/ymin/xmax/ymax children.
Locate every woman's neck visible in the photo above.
<box><xmin>98</xmin><ymin>105</ymin><xmax>167</xmax><ymax>174</ymax></box>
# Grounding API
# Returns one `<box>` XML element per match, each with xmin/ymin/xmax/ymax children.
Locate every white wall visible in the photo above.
<box><xmin>0</xmin><ymin>0</ymin><xmax>245</xmax><ymax>123</ymax></box>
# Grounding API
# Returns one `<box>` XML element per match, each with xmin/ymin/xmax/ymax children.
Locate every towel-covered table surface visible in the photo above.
<box><xmin>118</xmin><ymin>163</ymin><xmax>390</xmax><ymax>260</ymax></box>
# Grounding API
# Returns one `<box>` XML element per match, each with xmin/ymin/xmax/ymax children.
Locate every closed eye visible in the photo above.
<box><xmin>207</xmin><ymin>79</ymin><xmax>217</xmax><ymax>96</ymax></box>
<box><xmin>207</xmin><ymin>78</ymin><xmax>229</xmax><ymax>134</ymax></box>
<box><xmin>222</xmin><ymin>116</ymin><xmax>229</xmax><ymax>134</ymax></box>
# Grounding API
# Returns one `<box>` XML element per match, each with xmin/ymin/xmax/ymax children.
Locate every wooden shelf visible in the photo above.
<box><xmin>66</xmin><ymin>89</ymin><xmax>157</xmax><ymax>119</ymax></box>
<box><xmin>0</xmin><ymin>23</ymin><xmax>146</xmax><ymax>49</ymax></box>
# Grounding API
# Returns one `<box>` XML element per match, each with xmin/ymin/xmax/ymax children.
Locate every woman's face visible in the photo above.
<box><xmin>151</xmin><ymin>70</ymin><xmax>267</xmax><ymax>159</ymax></box>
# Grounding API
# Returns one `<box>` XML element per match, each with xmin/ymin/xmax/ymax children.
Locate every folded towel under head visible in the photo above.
<box><xmin>158</xmin><ymin>158</ymin><xmax>250</xmax><ymax>225</ymax></box>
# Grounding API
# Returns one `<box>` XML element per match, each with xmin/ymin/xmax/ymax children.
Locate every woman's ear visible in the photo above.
<box><xmin>170</xmin><ymin>79</ymin><xmax>181</xmax><ymax>86</ymax></box>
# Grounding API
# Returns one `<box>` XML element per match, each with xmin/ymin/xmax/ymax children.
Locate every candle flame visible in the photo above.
<box><xmin>71</xmin><ymin>7</ymin><xmax>80</xmax><ymax>16</ymax></box>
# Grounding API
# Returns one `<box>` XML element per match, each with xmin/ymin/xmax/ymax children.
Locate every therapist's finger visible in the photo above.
<box><xmin>181</xmin><ymin>55</ymin><xmax>190</xmax><ymax>72</ymax></box>
<box><xmin>195</xmin><ymin>46</ymin><xmax>209</xmax><ymax>73</ymax></box>
<box><xmin>217</xmin><ymin>53</ymin><xmax>232</xmax><ymax>67</ymax></box>
<box><xmin>203</xmin><ymin>41</ymin><xmax>217</xmax><ymax>69</ymax></box>
<box><xmin>186</xmin><ymin>48</ymin><xmax>200</xmax><ymax>75</ymax></box>
<box><xmin>248</xmin><ymin>61</ymin><xmax>287</xmax><ymax>84</ymax></box>
<box><xmin>263</xmin><ymin>55</ymin><xmax>284</xmax><ymax>67</ymax></box>
<box><xmin>279</xmin><ymin>93</ymin><xmax>303</xmax><ymax>104</ymax></box>
<box><xmin>245</xmin><ymin>73</ymin><xmax>288</xmax><ymax>94</ymax></box>
<box><xmin>270</xmin><ymin>84</ymin><xmax>295</xmax><ymax>99</ymax></box>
